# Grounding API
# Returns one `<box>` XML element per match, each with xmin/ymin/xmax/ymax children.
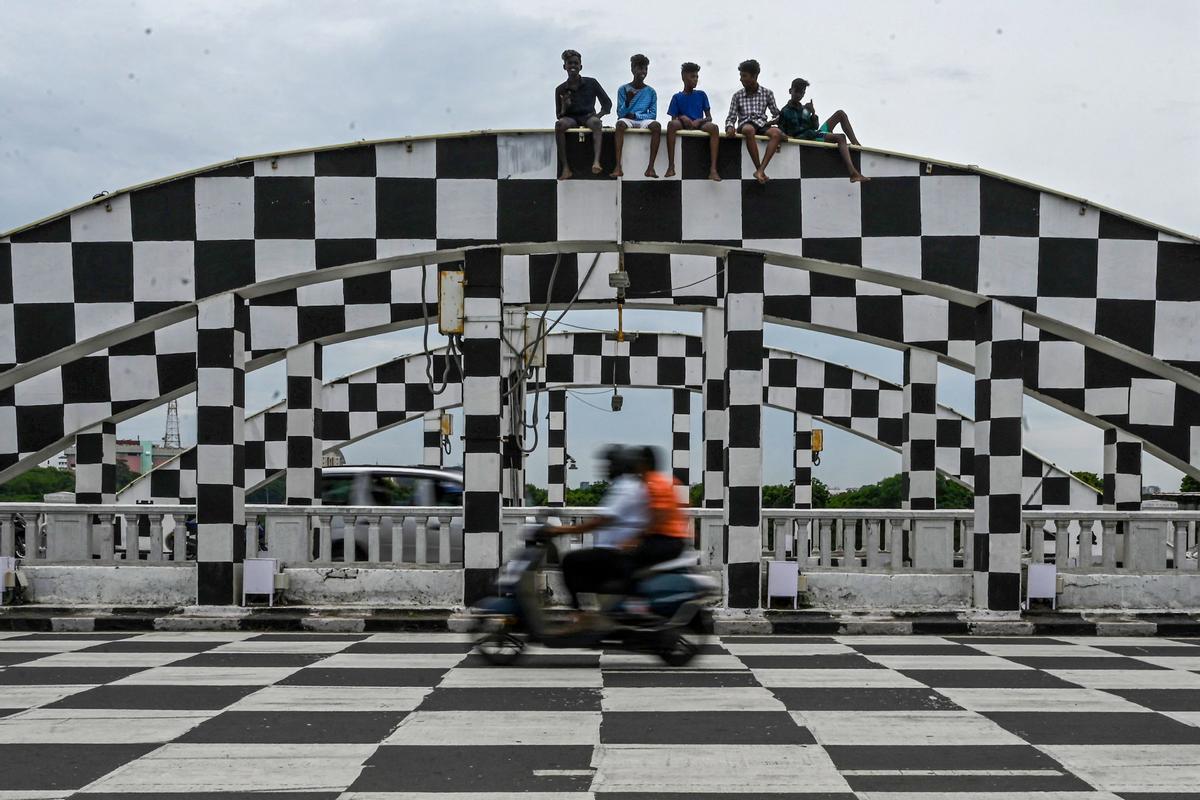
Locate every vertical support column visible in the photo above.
<box><xmin>702</xmin><ymin>307</ymin><xmax>726</xmax><ymax>510</ymax></box>
<box><xmin>973</xmin><ymin>300</ymin><xmax>1024</xmax><ymax>611</ymax></box>
<box><xmin>196</xmin><ymin>293</ymin><xmax>247</xmax><ymax>605</ymax></box>
<box><xmin>672</xmin><ymin>388</ymin><xmax>691</xmax><ymax>504</ymax></box>
<box><xmin>1103</xmin><ymin>429</ymin><xmax>1143</xmax><ymax>510</ymax></box>
<box><xmin>461</xmin><ymin>249</ymin><xmax>503</xmax><ymax>605</ymax></box>
<box><xmin>285</xmin><ymin>342</ymin><xmax>323</xmax><ymax>506</ymax></box>
<box><xmin>793</xmin><ymin>412</ymin><xmax>813</xmax><ymax>509</ymax></box>
<box><xmin>423</xmin><ymin>411</ymin><xmax>444</xmax><ymax>467</ymax></box>
<box><xmin>723</xmin><ymin>250</ymin><xmax>764</xmax><ymax>608</ymax></box>
<box><xmin>500</xmin><ymin>307</ymin><xmax>527</xmax><ymax>507</ymax></box>
<box><xmin>902</xmin><ymin>348</ymin><xmax>939</xmax><ymax>510</ymax></box>
<box><xmin>547</xmin><ymin>390</ymin><xmax>567</xmax><ymax>507</ymax></box>
<box><xmin>74</xmin><ymin>422</ymin><xmax>116</xmax><ymax>504</ymax></box>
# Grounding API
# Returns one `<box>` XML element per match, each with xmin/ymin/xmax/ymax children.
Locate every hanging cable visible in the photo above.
<box><xmin>420</xmin><ymin>261</ymin><xmax>455</xmax><ymax>395</ymax></box>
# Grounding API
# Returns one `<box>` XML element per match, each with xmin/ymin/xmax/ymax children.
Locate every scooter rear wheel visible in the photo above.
<box><xmin>476</xmin><ymin>632</ymin><xmax>524</xmax><ymax>665</ymax></box>
<box><xmin>658</xmin><ymin>632</ymin><xmax>698</xmax><ymax>666</ymax></box>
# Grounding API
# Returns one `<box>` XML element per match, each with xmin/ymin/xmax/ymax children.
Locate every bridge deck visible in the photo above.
<box><xmin>1</xmin><ymin>631</ymin><xmax>1197</xmax><ymax>795</ymax></box>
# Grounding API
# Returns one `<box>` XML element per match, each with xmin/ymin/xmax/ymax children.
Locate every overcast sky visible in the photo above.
<box><xmin>3</xmin><ymin>1</ymin><xmax>1197</xmax><ymax>490</ymax></box>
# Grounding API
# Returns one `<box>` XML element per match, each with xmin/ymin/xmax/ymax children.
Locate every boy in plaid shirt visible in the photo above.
<box><xmin>775</xmin><ymin>78</ymin><xmax>869</xmax><ymax>183</ymax></box>
<box><xmin>724</xmin><ymin>59</ymin><xmax>784</xmax><ymax>184</ymax></box>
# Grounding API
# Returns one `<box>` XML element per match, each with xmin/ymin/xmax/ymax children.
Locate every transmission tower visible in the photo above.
<box><xmin>163</xmin><ymin>399</ymin><xmax>181</xmax><ymax>449</ymax></box>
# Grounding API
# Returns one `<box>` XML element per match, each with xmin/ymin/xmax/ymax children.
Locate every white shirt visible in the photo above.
<box><xmin>592</xmin><ymin>475</ymin><xmax>647</xmax><ymax>548</ymax></box>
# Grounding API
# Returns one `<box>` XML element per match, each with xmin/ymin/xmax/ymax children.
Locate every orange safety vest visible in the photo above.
<box><xmin>644</xmin><ymin>471</ymin><xmax>690</xmax><ymax>539</ymax></box>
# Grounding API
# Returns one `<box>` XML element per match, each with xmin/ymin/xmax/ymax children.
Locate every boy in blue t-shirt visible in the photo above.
<box><xmin>665</xmin><ymin>62</ymin><xmax>721</xmax><ymax>181</ymax></box>
<box><xmin>612</xmin><ymin>53</ymin><xmax>662</xmax><ymax>178</ymax></box>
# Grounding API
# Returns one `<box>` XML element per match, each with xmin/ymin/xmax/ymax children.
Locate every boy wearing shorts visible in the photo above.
<box><xmin>776</xmin><ymin>78</ymin><xmax>869</xmax><ymax>183</ymax></box>
<box><xmin>554</xmin><ymin>49</ymin><xmax>612</xmax><ymax>180</ymax></box>
<box><xmin>724</xmin><ymin>59</ymin><xmax>784</xmax><ymax>184</ymax></box>
<box><xmin>665</xmin><ymin>62</ymin><xmax>721</xmax><ymax>181</ymax></box>
<box><xmin>612</xmin><ymin>53</ymin><xmax>661</xmax><ymax>178</ymax></box>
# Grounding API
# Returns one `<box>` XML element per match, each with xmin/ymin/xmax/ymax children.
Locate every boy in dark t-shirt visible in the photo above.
<box><xmin>775</xmin><ymin>78</ymin><xmax>869</xmax><ymax>183</ymax></box>
<box><xmin>554</xmin><ymin>49</ymin><xmax>612</xmax><ymax>180</ymax></box>
<box><xmin>665</xmin><ymin>62</ymin><xmax>720</xmax><ymax>181</ymax></box>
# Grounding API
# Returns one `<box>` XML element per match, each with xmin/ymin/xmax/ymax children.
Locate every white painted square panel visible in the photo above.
<box><xmin>902</xmin><ymin>294</ymin><xmax>950</xmax><ymax>343</ymax></box>
<box><xmin>133</xmin><ymin>241</ymin><xmax>195</xmax><ymax>302</ymax></box>
<box><xmin>253</xmin><ymin>152</ymin><xmax>314</xmax><ymax>177</ymax></box>
<box><xmin>1037</xmin><ymin>340</ymin><xmax>1087</xmax><ymax>389</ymax></box>
<box><xmin>253</xmin><ymin>239</ymin><xmax>317</xmax><ymax>283</ymax></box>
<box><xmin>854</xmin><ymin>279</ymin><xmax>901</xmax><ymax>296</ymax></box>
<box><xmin>13</xmin><ymin>368</ymin><xmax>63</xmax><ymax>406</ymax></box>
<box><xmin>496</xmin><ymin>133</ymin><xmax>557</xmax><ymax>179</ymax></box>
<box><xmin>70</xmin><ymin>194</ymin><xmax>132</xmax><ymax>242</ymax></box>
<box><xmin>195</xmin><ymin>177</ymin><xmax>255</xmax><ymax>240</ymax></box>
<box><xmin>297</xmin><ymin>280</ymin><xmax>343</xmax><ymax>306</ymax></box>
<box><xmin>1083</xmin><ymin>387</ymin><xmax>1129</xmax><ymax>417</ymax></box>
<box><xmin>155</xmin><ymin>319</ymin><xmax>197</xmax><ymax>353</ymax></box>
<box><xmin>556</xmin><ymin>180</ymin><xmax>617</xmax><ymax>241</ymax></box>
<box><xmin>801</xmin><ymin>178</ymin><xmax>862</xmax><ymax>238</ymax></box>
<box><xmin>247</xmin><ymin>306</ymin><xmax>298</xmax><ymax>352</ymax></box>
<box><xmin>108</xmin><ymin>355</ymin><xmax>163</xmax><ymax>403</ymax></box>
<box><xmin>810</xmin><ymin>295</ymin><xmax>856</xmax><ymax>330</ymax></box>
<box><xmin>1036</xmin><ymin>296</ymin><xmax>1097</xmax><ymax>334</ymax></box>
<box><xmin>376</xmin><ymin>140</ymin><xmax>437</xmax><ymax>178</ymax></box>
<box><xmin>0</xmin><ymin>305</ymin><xmax>12</xmax><ymax>363</ymax></box>
<box><xmin>859</xmin><ymin>152</ymin><xmax>921</xmax><ymax>177</ymax></box>
<box><xmin>436</xmin><ymin>179</ymin><xmax>497</xmax><ymax>240</ymax></box>
<box><xmin>764</xmin><ymin>261</ymin><xmax>808</xmax><ymax>296</ymax></box>
<box><xmin>1153</xmin><ymin>302</ymin><xmax>1200</xmax><ymax>361</ymax></box>
<box><xmin>1128</xmin><ymin>378</ymin><xmax>1175</xmax><ymax>424</ymax></box>
<box><xmin>920</xmin><ymin>175</ymin><xmax>980</xmax><ymax>236</ymax></box>
<box><xmin>501</xmin><ymin>255</ymin><xmax>531</xmax><ymax>304</ymax></box>
<box><xmin>315</xmin><ymin>177</ymin><xmax>376</xmax><ymax>239</ymax></box>
<box><xmin>669</xmin><ymin>253</ymin><xmax>722</xmax><ymax>297</ymax></box>
<box><xmin>75</xmin><ymin>303</ymin><xmax>135</xmax><ymax>341</ymax></box>
<box><xmin>682</xmin><ymin>178</ymin><xmax>743</xmax><ymax>240</ymax></box>
<box><xmin>861</xmin><ymin>236</ymin><xmax>921</xmax><ymax>280</ymax></box>
<box><xmin>977</xmin><ymin>235</ymin><xmax>1039</xmax><ymax>296</ymax></box>
<box><xmin>1096</xmin><ymin>239</ymin><xmax>1158</xmax><ymax>300</ymax></box>
<box><xmin>10</xmin><ymin>242</ymin><xmax>73</xmax><ymax>303</ymax></box>
<box><xmin>1040</xmin><ymin>193</ymin><xmax>1099</xmax><ymax>238</ymax></box>
<box><xmin>822</xmin><ymin>387</ymin><xmax>852</xmax><ymax>417</ymax></box>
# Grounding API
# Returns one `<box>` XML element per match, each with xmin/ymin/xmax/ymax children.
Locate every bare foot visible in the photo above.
<box><xmin>664</xmin><ymin>166</ymin><xmax>676</xmax><ymax>177</ymax></box>
<box><xmin>709</xmin><ymin>170</ymin><xmax>722</xmax><ymax>182</ymax></box>
<box><xmin>644</xmin><ymin>167</ymin><xmax>658</xmax><ymax>178</ymax></box>
<box><xmin>591</xmin><ymin>163</ymin><xmax>603</xmax><ymax>175</ymax></box>
<box><xmin>850</xmin><ymin>173</ymin><xmax>870</xmax><ymax>183</ymax></box>
<box><xmin>755</xmin><ymin>169</ymin><xmax>768</xmax><ymax>184</ymax></box>
<box><xmin>611</xmin><ymin>168</ymin><xmax>623</xmax><ymax>178</ymax></box>
<box><xmin>559</xmin><ymin>167</ymin><xmax>572</xmax><ymax>181</ymax></box>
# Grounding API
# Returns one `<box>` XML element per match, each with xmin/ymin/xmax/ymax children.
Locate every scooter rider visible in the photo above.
<box><xmin>629</xmin><ymin>445</ymin><xmax>690</xmax><ymax>570</ymax></box>
<box><xmin>543</xmin><ymin>445</ymin><xmax>647</xmax><ymax>613</ymax></box>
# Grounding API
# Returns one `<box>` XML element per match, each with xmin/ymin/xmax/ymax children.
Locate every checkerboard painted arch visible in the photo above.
<box><xmin>117</xmin><ymin>331</ymin><xmax>1099</xmax><ymax>511</ymax></box>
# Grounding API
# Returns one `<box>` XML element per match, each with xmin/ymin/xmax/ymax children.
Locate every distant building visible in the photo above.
<box><xmin>39</xmin><ymin>453</ymin><xmax>70</xmax><ymax>470</ymax></box>
<box><xmin>64</xmin><ymin>439</ymin><xmax>186</xmax><ymax>474</ymax></box>
<box><xmin>322</xmin><ymin>450</ymin><xmax>346</xmax><ymax>467</ymax></box>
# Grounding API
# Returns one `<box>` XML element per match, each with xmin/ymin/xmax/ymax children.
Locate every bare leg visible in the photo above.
<box><xmin>702</xmin><ymin>121</ymin><xmax>721</xmax><ymax>180</ymax></box>
<box><xmin>587</xmin><ymin>116</ymin><xmax>604</xmax><ymax>174</ymax></box>
<box><xmin>645</xmin><ymin>121</ymin><xmax>661</xmax><ymax>177</ymax></box>
<box><xmin>740</xmin><ymin>123</ymin><xmax>764</xmax><ymax>182</ymax></box>
<box><xmin>555</xmin><ymin>118</ymin><xmax>573</xmax><ymax>180</ymax></box>
<box><xmin>612</xmin><ymin>123</ymin><xmax>626</xmax><ymax>177</ymax></box>
<box><xmin>825</xmin><ymin>132</ymin><xmax>868</xmax><ymax>182</ymax></box>
<box><xmin>665</xmin><ymin>118</ymin><xmax>684</xmax><ymax>177</ymax></box>
<box><xmin>759</xmin><ymin>127</ymin><xmax>784</xmax><ymax>179</ymax></box>
<box><xmin>824</xmin><ymin>110</ymin><xmax>861</xmax><ymax>146</ymax></box>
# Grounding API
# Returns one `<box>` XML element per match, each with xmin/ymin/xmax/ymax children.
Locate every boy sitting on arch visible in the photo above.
<box><xmin>665</xmin><ymin>61</ymin><xmax>721</xmax><ymax>181</ymax></box>
<box><xmin>775</xmin><ymin>77</ymin><xmax>869</xmax><ymax>183</ymax></box>
<box><xmin>612</xmin><ymin>53</ymin><xmax>662</xmax><ymax>178</ymax></box>
<box><xmin>554</xmin><ymin>49</ymin><xmax>612</xmax><ymax>180</ymax></box>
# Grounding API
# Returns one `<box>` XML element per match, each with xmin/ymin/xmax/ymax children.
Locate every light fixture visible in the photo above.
<box><xmin>565</xmin><ymin>452</ymin><xmax>578</xmax><ymax>470</ymax></box>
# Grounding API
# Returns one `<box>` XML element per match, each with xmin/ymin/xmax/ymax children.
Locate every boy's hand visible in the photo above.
<box><xmin>725</xmin><ymin>126</ymin><xmax>736</xmax><ymax>137</ymax></box>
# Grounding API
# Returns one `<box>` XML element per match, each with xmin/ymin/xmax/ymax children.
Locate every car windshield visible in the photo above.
<box><xmin>320</xmin><ymin>475</ymin><xmax>355</xmax><ymax>505</ymax></box>
<box><xmin>371</xmin><ymin>475</ymin><xmax>419</xmax><ymax>506</ymax></box>
<box><xmin>435</xmin><ymin>479</ymin><xmax>463</xmax><ymax>506</ymax></box>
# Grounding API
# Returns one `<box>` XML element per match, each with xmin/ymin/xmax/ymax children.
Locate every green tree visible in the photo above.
<box><xmin>525</xmin><ymin>483</ymin><xmax>548</xmax><ymax>506</ymax></box>
<box><xmin>761</xmin><ymin>484</ymin><xmax>793</xmax><ymax>508</ymax></box>
<box><xmin>829</xmin><ymin>473</ymin><xmax>904</xmax><ymax>508</ymax></box>
<box><xmin>1071</xmin><ymin>470</ymin><xmax>1103</xmax><ymax>492</ymax></box>
<box><xmin>689</xmin><ymin>483</ymin><xmax>703</xmax><ymax>507</ymax></box>
<box><xmin>566</xmin><ymin>481</ymin><xmax>609</xmax><ymax>506</ymax></box>
<box><xmin>1183</xmin><ymin>475</ymin><xmax>1200</xmax><ymax>493</ymax></box>
<box><xmin>115</xmin><ymin>461</ymin><xmax>140</xmax><ymax>491</ymax></box>
<box><xmin>246</xmin><ymin>474</ymin><xmax>286</xmax><ymax>504</ymax></box>
<box><xmin>937</xmin><ymin>474</ymin><xmax>974</xmax><ymax>508</ymax></box>
<box><xmin>0</xmin><ymin>467</ymin><xmax>75</xmax><ymax>502</ymax></box>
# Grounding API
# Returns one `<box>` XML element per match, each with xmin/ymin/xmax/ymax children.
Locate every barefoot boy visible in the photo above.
<box><xmin>554</xmin><ymin>49</ymin><xmax>612</xmax><ymax>179</ymax></box>
<box><xmin>723</xmin><ymin>59</ymin><xmax>783</xmax><ymax>184</ymax></box>
<box><xmin>612</xmin><ymin>54</ymin><xmax>661</xmax><ymax>178</ymax></box>
<box><xmin>776</xmin><ymin>78</ymin><xmax>869</xmax><ymax>183</ymax></box>
<box><xmin>665</xmin><ymin>62</ymin><xmax>721</xmax><ymax>180</ymax></box>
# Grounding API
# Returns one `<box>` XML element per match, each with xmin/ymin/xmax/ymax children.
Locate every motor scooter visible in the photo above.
<box><xmin>470</xmin><ymin>522</ymin><xmax>719</xmax><ymax>666</ymax></box>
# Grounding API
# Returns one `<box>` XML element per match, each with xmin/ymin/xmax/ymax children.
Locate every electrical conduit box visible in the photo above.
<box><xmin>438</xmin><ymin>271</ymin><xmax>465</xmax><ymax>335</ymax></box>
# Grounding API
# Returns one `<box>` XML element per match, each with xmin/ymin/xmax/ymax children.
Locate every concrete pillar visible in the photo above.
<box><xmin>723</xmin><ymin>250</ymin><xmax>764</xmax><ymax>608</ymax></box>
<box><xmin>794</xmin><ymin>412</ymin><xmax>812</xmax><ymax>509</ymax></box>
<box><xmin>461</xmin><ymin>249</ymin><xmax>503</xmax><ymax>605</ymax></box>
<box><xmin>195</xmin><ymin>293</ymin><xmax>247</xmax><ymax>605</ymax></box>
<box><xmin>1103</xmin><ymin>429</ymin><xmax>1143</xmax><ymax>510</ymax></box>
<box><xmin>973</xmin><ymin>300</ymin><xmax>1024</xmax><ymax>611</ymax></box>
<box><xmin>702</xmin><ymin>307</ymin><xmax>726</xmax><ymax>510</ymax></box>
<box><xmin>903</xmin><ymin>348</ymin><xmax>939</xmax><ymax>510</ymax></box>
<box><xmin>285</xmin><ymin>342</ymin><xmax>322</xmax><ymax>506</ymax></box>
<box><xmin>671</xmin><ymin>388</ymin><xmax>691</xmax><ymax>505</ymax></box>
<box><xmin>74</xmin><ymin>422</ymin><xmax>116</xmax><ymax>504</ymax></box>
<box><xmin>422</xmin><ymin>411</ymin><xmax>445</xmax><ymax>467</ymax></box>
<box><xmin>547</xmin><ymin>389</ymin><xmax>567</xmax><ymax>507</ymax></box>
<box><xmin>501</xmin><ymin>307</ymin><xmax>527</xmax><ymax>506</ymax></box>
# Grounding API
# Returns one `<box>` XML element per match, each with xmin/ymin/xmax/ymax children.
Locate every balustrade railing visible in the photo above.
<box><xmin>0</xmin><ymin>503</ymin><xmax>1195</xmax><ymax>574</ymax></box>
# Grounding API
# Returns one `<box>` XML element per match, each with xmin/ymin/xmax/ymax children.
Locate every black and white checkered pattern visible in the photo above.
<box><xmin>460</xmin><ymin>248</ymin><xmax>503</xmax><ymax>605</ymax></box>
<box><xmin>284</xmin><ymin>341</ymin><xmax>322</xmax><ymax>506</ymax></box>
<box><xmin>903</xmin><ymin>348</ymin><xmax>939</xmax><ymax>510</ymax></box>
<box><xmin>1104</xmin><ymin>427</ymin><xmax>1143</xmax><ymax>511</ymax></box>
<box><xmin>794</xmin><ymin>412</ymin><xmax>813</xmax><ymax>508</ymax></box>
<box><xmin>547</xmin><ymin>389</ymin><xmax>566</xmax><ymax>507</ymax></box>
<box><xmin>3</xmin><ymin>631</ymin><xmax>1199</xmax><ymax>796</ymax></box>
<box><xmin>973</xmin><ymin>300</ymin><xmax>1025</xmax><ymax>611</ymax></box>
<box><xmin>3</xmin><ymin>132</ymin><xmax>1196</xmax><ymax>484</ymax></box>
<box><xmin>724</xmin><ymin>251</ymin><xmax>765</xmax><ymax>608</ymax></box>
<box><xmin>702</xmin><ymin>307</ymin><xmax>726</xmax><ymax>510</ymax></box>
<box><xmin>73</xmin><ymin>421</ymin><xmax>115</xmax><ymax>504</ymax></box>
<box><xmin>194</xmin><ymin>293</ymin><xmax>247</xmax><ymax>604</ymax></box>
<box><xmin>500</xmin><ymin>308</ymin><xmax>527</xmax><ymax>507</ymax></box>
<box><xmin>671</xmin><ymin>387</ymin><xmax>690</xmax><ymax>502</ymax></box>
<box><xmin>119</xmin><ymin>331</ymin><xmax>1100</xmax><ymax>513</ymax></box>
<box><xmin>422</xmin><ymin>410</ymin><xmax>444</xmax><ymax>467</ymax></box>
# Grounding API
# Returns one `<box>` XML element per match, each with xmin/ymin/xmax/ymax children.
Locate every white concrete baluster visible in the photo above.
<box><xmin>1174</xmin><ymin>521</ymin><xmax>1190</xmax><ymax>571</ymax></box>
<box><xmin>1101</xmin><ymin>519</ymin><xmax>1118</xmax><ymax>569</ymax></box>
<box><xmin>439</xmin><ymin>515</ymin><xmax>451</xmax><ymax>565</ymax></box>
<box><xmin>97</xmin><ymin>514</ymin><xmax>115</xmax><ymax>560</ymax></box>
<box><xmin>149</xmin><ymin>514</ymin><xmax>164</xmax><ymax>562</ymax></box>
<box><xmin>773</xmin><ymin>518</ymin><xmax>787</xmax><ymax>561</ymax></box>
<box><xmin>0</xmin><ymin>516</ymin><xmax>13</xmax><ymax>557</ymax></box>
<box><xmin>1075</xmin><ymin>519</ymin><xmax>1092</xmax><ymax>568</ymax></box>
<box><xmin>1030</xmin><ymin>518</ymin><xmax>1046</xmax><ymax>564</ymax></box>
<box><xmin>390</xmin><ymin>518</ymin><xmax>404</xmax><ymax>566</ymax></box>
<box><xmin>368</xmin><ymin>517</ymin><xmax>381</xmax><ymax>563</ymax></box>
<box><xmin>318</xmin><ymin>515</ymin><xmax>333</xmax><ymax>562</ymax></box>
<box><xmin>889</xmin><ymin>519</ymin><xmax>904</xmax><ymax>570</ymax></box>
<box><xmin>416</xmin><ymin>516</ymin><xmax>429</xmax><ymax>565</ymax></box>
<box><xmin>818</xmin><ymin>518</ymin><xmax>833</xmax><ymax>567</ymax></box>
<box><xmin>867</xmin><ymin>520</ymin><xmax>885</xmax><ymax>568</ymax></box>
<box><xmin>1054</xmin><ymin>518</ymin><xmax>1070</xmax><ymax>569</ymax></box>
<box><xmin>244</xmin><ymin>512</ymin><xmax>257</xmax><ymax>562</ymax></box>
<box><xmin>962</xmin><ymin>517</ymin><xmax>974</xmax><ymax>571</ymax></box>
<box><xmin>343</xmin><ymin>519</ymin><xmax>359</xmax><ymax>563</ymax></box>
<box><xmin>172</xmin><ymin>517</ymin><xmax>187</xmax><ymax>562</ymax></box>
<box><xmin>797</xmin><ymin>518</ymin><xmax>811</xmax><ymax>566</ymax></box>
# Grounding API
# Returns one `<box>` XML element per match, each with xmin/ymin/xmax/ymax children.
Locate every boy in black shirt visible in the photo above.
<box><xmin>555</xmin><ymin>49</ymin><xmax>612</xmax><ymax>180</ymax></box>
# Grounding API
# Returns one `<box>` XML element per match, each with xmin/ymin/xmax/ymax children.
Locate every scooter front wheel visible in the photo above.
<box><xmin>476</xmin><ymin>632</ymin><xmax>525</xmax><ymax>665</ymax></box>
<box><xmin>658</xmin><ymin>632</ymin><xmax>698</xmax><ymax>667</ymax></box>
